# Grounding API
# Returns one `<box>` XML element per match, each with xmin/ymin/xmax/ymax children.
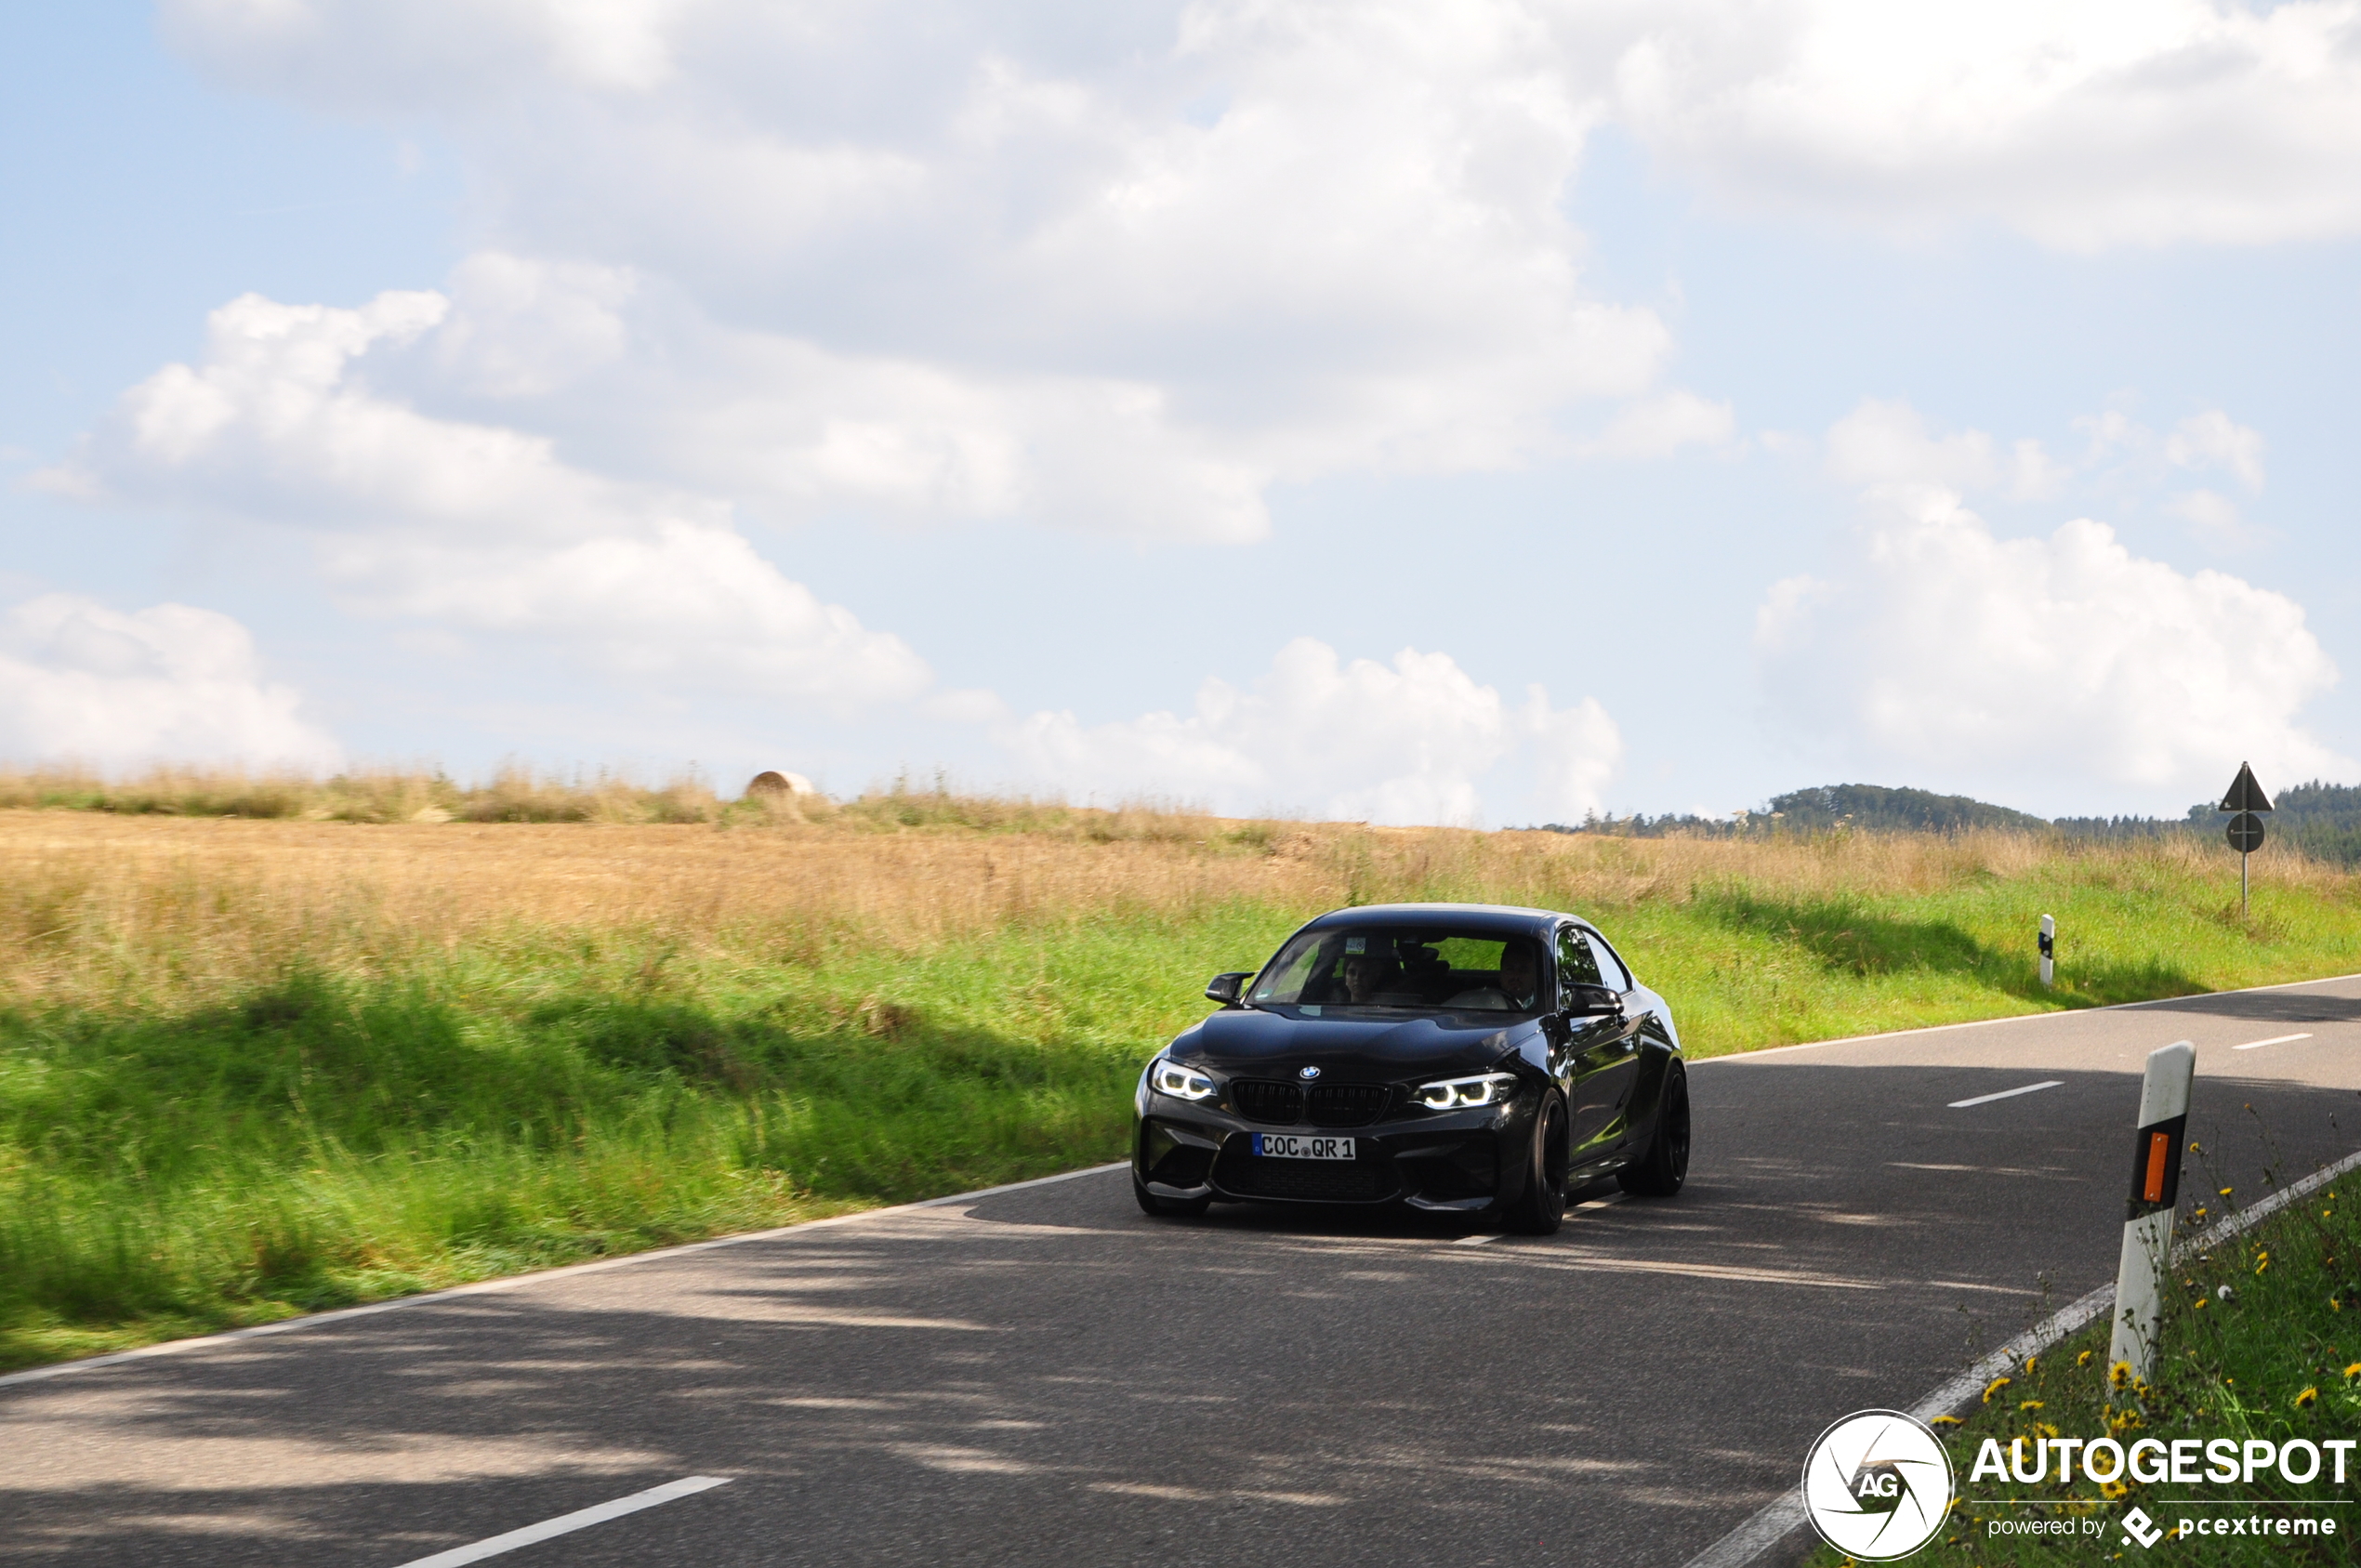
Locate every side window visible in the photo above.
<box><xmin>1556</xmin><ymin>926</ymin><xmax>1601</xmax><ymax>1005</ymax></box>
<box><xmin>1584</xmin><ymin>931</ymin><xmax>1633</xmax><ymax>992</ymax></box>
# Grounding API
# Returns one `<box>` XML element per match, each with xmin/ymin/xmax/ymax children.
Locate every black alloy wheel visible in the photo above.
<box><xmin>1505</xmin><ymin>1093</ymin><xmax>1568</xmax><ymax>1234</ymax></box>
<box><xmin>1617</xmin><ymin>1061</ymin><xmax>1689</xmax><ymax>1197</ymax></box>
<box><xmin>1134</xmin><ymin>1174</ymin><xmax>1211</xmax><ymax>1219</ymax></box>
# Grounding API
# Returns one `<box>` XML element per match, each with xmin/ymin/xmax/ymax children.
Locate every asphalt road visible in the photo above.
<box><xmin>7</xmin><ymin>977</ymin><xmax>2361</xmax><ymax>1568</ymax></box>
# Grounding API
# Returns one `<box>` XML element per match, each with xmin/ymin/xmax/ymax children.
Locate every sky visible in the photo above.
<box><xmin>4</xmin><ymin>1</ymin><xmax>2359</xmax><ymax>826</ymax></box>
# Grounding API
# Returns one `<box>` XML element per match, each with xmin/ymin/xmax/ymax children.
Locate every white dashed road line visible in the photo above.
<box><xmin>1449</xmin><ymin>1190</ymin><xmax>1628</xmax><ymax>1245</ymax></box>
<box><xmin>1947</xmin><ymin>1080</ymin><xmax>2064</xmax><ymax>1109</ymax></box>
<box><xmin>2233</xmin><ymin>1033</ymin><xmax>2314</xmax><ymax>1051</ymax></box>
<box><xmin>391</xmin><ymin>1476</ymin><xmax>732</xmax><ymax>1568</ymax></box>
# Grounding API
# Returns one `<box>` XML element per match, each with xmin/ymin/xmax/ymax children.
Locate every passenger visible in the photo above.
<box><xmin>1339</xmin><ymin>950</ymin><xmax>1392</xmax><ymax>1003</ymax></box>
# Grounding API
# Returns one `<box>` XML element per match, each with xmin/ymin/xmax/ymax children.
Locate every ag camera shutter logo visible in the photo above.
<box><xmin>1802</xmin><ymin>1410</ymin><xmax>1954</xmax><ymax>1560</ymax></box>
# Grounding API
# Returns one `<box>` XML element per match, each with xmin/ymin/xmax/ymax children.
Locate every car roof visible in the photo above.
<box><xmin>1299</xmin><ymin>903</ymin><xmax>1572</xmax><ymax>937</ymax></box>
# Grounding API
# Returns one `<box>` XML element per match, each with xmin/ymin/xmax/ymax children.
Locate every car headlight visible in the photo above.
<box><xmin>1150</xmin><ymin>1059</ymin><xmax>1218</xmax><ymax>1101</ymax></box>
<box><xmin>1413</xmin><ymin>1072</ymin><xmax>1520</xmax><ymax>1110</ymax></box>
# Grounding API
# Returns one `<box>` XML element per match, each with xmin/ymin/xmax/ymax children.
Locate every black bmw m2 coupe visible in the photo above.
<box><xmin>1132</xmin><ymin>903</ymin><xmax>1688</xmax><ymax>1233</ymax></box>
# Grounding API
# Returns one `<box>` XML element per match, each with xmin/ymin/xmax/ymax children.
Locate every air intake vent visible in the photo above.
<box><xmin>1230</xmin><ymin>1080</ymin><xmax>1303</xmax><ymax>1124</ymax></box>
<box><xmin>1306</xmin><ymin>1084</ymin><xmax>1389</xmax><ymax>1127</ymax></box>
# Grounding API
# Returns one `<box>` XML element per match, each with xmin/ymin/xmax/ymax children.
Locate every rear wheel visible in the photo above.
<box><xmin>1505</xmin><ymin>1094</ymin><xmax>1568</xmax><ymax>1234</ymax></box>
<box><xmin>1134</xmin><ymin>1174</ymin><xmax>1211</xmax><ymax>1219</ymax></box>
<box><xmin>1617</xmin><ymin>1062</ymin><xmax>1689</xmax><ymax>1197</ymax></box>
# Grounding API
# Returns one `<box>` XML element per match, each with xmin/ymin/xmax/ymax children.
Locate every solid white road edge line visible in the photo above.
<box><xmin>2234</xmin><ymin>1034</ymin><xmax>2315</xmax><ymax>1051</ymax></box>
<box><xmin>1679</xmin><ymin>1143</ymin><xmax>2361</xmax><ymax>1568</ymax></box>
<box><xmin>390</xmin><ymin>1475</ymin><xmax>731</xmax><ymax>1568</ymax></box>
<box><xmin>0</xmin><ymin>1164</ymin><xmax>1129</xmax><ymax>1390</ymax></box>
<box><xmin>1694</xmin><ymin>969</ymin><xmax>2361</xmax><ymax>1063</ymax></box>
<box><xmin>1948</xmin><ymin>1080</ymin><xmax>2064</xmax><ymax>1109</ymax></box>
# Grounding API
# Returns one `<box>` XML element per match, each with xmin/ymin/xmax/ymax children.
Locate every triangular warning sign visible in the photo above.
<box><xmin>2221</xmin><ymin>762</ymin><xmax>2273</xmax><ymax>813</ymax></box>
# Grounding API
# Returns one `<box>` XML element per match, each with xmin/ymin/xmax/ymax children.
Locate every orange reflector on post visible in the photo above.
<box><xmin>2143</xmin><ymin>1131</ymin><xmax>2171</xmax><ymax>1204</ymax></box>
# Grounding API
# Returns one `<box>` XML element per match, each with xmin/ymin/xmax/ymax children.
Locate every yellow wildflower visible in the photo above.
<box><xmin>1931</xmin><ymin>1415</ymin><xmax>1963</xmax><ymax>1427</ymax></box>
<box><xmin>2077</xmin><ymin>1350</ymin><xmax>2094</xmax><ymax>1368</ymax></box>
<box><xmin>1984</xmin><ymin>1376</ymin><xmax>2011</xmax><ymax>1403</ymax></box>
<box><xmin>2109</xmin><ymin>1361</ymin><xmax>2132</xmax><ymax>1390</ymax></box>
<box><xmin>2020</xmin><ymin>1399</ymin><xmax>2045</xmax><ymax>1412</ymax></box>
<box><xmin>2341</xmin><ymin>1363</ymin><xmax>2361</xmax><ymax>1380</ymax></box>
<box><xmin>2100</xmin><ymin>1479</ymin><xmax>2130</xmax><ymax>1501</ymax></box>
<box><xmin>2297</xmin><ymin>1387</ymin><xmax>2320</xmax><ymax>1409</ymax></box>
<box><xmin>2025</xmin><ymin>1355</ymin><xmax>2038</xmax><ymax>1375</ymax></box>
<box><xmin>2222</xmin><ymin>1187</ymin><xmax>2235</xmax><ymax>1196</ymax></box>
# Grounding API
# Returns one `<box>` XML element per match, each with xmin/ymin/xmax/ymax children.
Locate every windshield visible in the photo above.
<box><xmin>1249</xmin><ymin>927</ymin><xmax>1543</xmax><ymax>1013</ymax></box>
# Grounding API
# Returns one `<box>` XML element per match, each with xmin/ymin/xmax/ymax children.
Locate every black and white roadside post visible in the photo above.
<box><xmin>2220</xmin><ymin>762</ymin><xmax>2272</xmax><ymax>920</ymax></box>
<box><xmin>2038</xmin><ymin>915</ymin><xmax>2054</xmax><ymax>989</ymax></box>
<box><xmin>2107</xmin><ymin>1041</ymin><xmax>2196</xmax><ymax>1393</ymax></box>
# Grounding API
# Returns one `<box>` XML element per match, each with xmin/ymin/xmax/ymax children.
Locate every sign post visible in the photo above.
<box><xmin>2038</xmin><ymin>915</ymin><xmax>2054</xmax><ymax>989</ymax></box>
<box><xmin>2219</xmin><ymin>763</ymin><xmax>2272</xmax><ymax>920</ymax></box>
<box><xmin>2108</xmin><ymin>1041</ymin><xmax>2196</xmax><ymax>1393</ymax></box>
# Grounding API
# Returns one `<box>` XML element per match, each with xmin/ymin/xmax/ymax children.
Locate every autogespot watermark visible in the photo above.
<box><xmin>1804</xmin><ymin>1412</ymin><xmax>2358</xmax><ymax>1557</ymax></box>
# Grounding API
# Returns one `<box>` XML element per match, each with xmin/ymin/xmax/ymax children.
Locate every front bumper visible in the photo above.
<box><xmin>1134</xmin><ymin>1091</ymin><xmax>1532</xmax><ymax>1211</ymax></box>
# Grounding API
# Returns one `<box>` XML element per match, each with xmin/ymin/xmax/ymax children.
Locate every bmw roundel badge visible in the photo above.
<box><xmin>1299</xmin><ymin>1065</ymin><xmax>1321</xmax><ymax>1080</ymax></box>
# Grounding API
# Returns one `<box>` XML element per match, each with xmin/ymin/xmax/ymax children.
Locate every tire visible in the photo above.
<box><xmin>1617</xmin><ymin>1061</ymin><xmax>1690</xmax><ymax>1197</ymax></box>
<box><xmin>1504</xmin><ymin>1093</ymin><xmax>1569</xmax><ymax>1235</ymax></box>
<box><xmin>1134</xmin><ymin>1174</ymin><xmax>1211</xmax><ymax>1219</ymax></box>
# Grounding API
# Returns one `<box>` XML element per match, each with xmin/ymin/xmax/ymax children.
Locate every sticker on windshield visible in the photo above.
<box><xmin>1344</xmin><ymin>936</ymin><xmax>1365</xmax><ymax>954</ymax></box>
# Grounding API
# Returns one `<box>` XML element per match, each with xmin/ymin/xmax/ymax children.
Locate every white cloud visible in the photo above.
<box><xmin>1611</xmin><ymin>0</ymin><xmax>2361</xmax><ymax>250</ymax></box>
<box><xmin>1756</xmin><ymin>487</ymin><xmax>2348</xmax><ymax>801</ymax></box>
<box><xmin>43</xmin><ymin>287</ymin><xmax>930</xmax><ymax>709</ymax></box>
<box><xmin>1825</xmin><ymin>399</ymin><xmax>2065</xmax><ymax>500</ymax></box>
<box><xmin>154</xmin><ymin>0</ymin><xmax>1678</xmax><ymax>543</ymax></box>
<box><xmin>1576</xmin><ymin>389</ymin><xmax>1734</xmax><ymax>460</ymax></box>
<box><xmin>0</xmin><ymin>594</ymin><xmax>342</xmax><ymax>771</ymax></box>
<box><xmin>433</xmin><ymin>252</ymin><xmax>637</xmax><ymax>399</ymax></box>
<box><xmin>2170</xmin><ymin>487</ymin><xmax>2275</xmax><ymax>554</ymax></box>
<box><xmin>997</xmin><ymin>637</ymin><xmax>1621</xmax><ymax>825</ymax></box>
<box><xmin>2165</xmin><ymin>410</ymin><xmax>2267</xmax><ymax>491</ymax></box>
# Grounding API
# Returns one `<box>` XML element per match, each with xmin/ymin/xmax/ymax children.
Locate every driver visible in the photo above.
<box><xmin>1496</xmin><ymin>942</ymin><xmax>1539</xmax><ymax>1009</ymax></box>
<box><xmin>1446</xmin><ymin>941</ymin><xmax>1539</xmax><ymax>1010</ymax></box>
<box><xmin>1339</xmin><ymin>950</ymin><xmax>1392</xmax><ymax>1002</ymax></box>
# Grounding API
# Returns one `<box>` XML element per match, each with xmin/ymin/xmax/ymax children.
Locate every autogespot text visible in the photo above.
<box><xmin>1973</xmin><ymin>1433</ymin><xmax>2359</xmax><ymax>1487</ymax></box>
<box><xmin>1973</xmin><ymin>1435</ymin><xmax>2351</xmax><ymax>1545</ymax></box>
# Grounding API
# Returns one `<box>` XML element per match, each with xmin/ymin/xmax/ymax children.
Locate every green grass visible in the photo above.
<box><xmin>1802</xmin><ymin>1162</ymin><xmax>2361</xmax><ymax>1566</ymax></box>
<box><xmin>5</xmin><ymin>819</ymin><xmax>2359</xmax><ymax>1373</ymax></box>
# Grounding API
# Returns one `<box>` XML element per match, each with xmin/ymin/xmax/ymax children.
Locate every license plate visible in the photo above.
<box><xmin>1250</xmin><ymin>1133</ymin><xmax>1355</xmax><ymax>1160</ymax></box>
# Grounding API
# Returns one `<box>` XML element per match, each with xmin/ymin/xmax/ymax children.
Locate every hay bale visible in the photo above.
<box><xmin>745</xmin><ymin>770</ymin><xmax>817</xmax><ymax>799</ymax></box>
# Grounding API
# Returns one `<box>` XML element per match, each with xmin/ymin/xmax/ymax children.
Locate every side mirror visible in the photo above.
<box><xmin>1205</xmin><ymin>972</ymin><xmax>1251</xmax><ymax>1007</ymax></box>
<box><xmin>1563</xmin><ymin>982</ymin><xmax>1624</xmax><ymax>1018</ymax></box>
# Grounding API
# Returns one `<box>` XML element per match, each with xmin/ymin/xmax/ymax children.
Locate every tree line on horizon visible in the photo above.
<box><xmin>1541</xmin><ymin>781</ymin><xmax>2361</xmax><ymax>866</ymax></box>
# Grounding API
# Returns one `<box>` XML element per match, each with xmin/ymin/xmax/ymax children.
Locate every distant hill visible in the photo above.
<box><xmin>1763</xmin><ymin>784</ymin><xmax>2051</xmax><ymax>835</ymax></box>
<box><xmin>1542</xmin><ymin>782</ymin><xmax>2051</xmax><ymax>839</ymax></box>
<box><xmin>1541</xmin><ymin>778</ymin><xmax>2361</xmax><ymax>865</ymax></box>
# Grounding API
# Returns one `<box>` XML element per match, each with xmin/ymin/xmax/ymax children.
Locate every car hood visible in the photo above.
<box><xmin>1168</xmin><ymin>1007</ymin><xmax>1524</xmax><ymax>1079</ymax></box>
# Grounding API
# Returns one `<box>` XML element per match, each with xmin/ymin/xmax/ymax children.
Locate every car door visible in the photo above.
<box><xmin>1576</xmin><ymin>926</ymin><xmax>1645</xmax><ymax>1153</ymax></box>
<box><xmin>1556</xmin><ymin>924</ymin><xmax>1641</xmax><ymax>1162</ymax></box>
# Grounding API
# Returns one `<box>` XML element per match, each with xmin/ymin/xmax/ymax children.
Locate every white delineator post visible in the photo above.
<box><xmin>2038</xmin><ymin>915</ymin><xmax>2054</xmax><ymax>989</ymax></box>
<box><xmin>2108</xmin><ymin>1041</ymin><xmax>2196</xmax><ymax>1391</ymax></box>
